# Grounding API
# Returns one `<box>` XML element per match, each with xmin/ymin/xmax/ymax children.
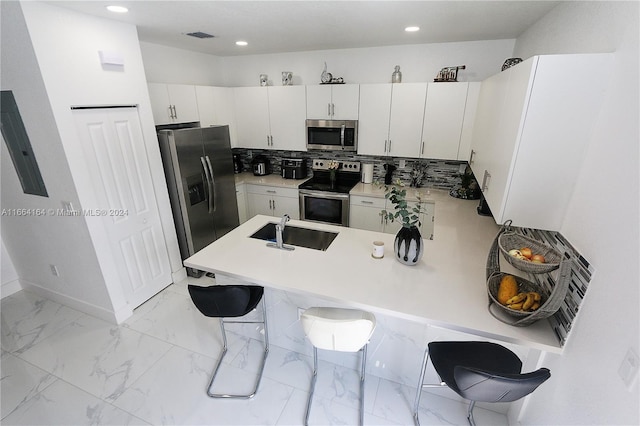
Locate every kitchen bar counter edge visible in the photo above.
<box><xmin>185</xmin><ymin>200</ymin><xmax>563</xmax><ymax>354</ymax></box>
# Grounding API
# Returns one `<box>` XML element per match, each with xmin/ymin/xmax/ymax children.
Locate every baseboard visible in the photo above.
<box><xmin>1</xmin><ymin>278</ymin><xmax>23</xmax><ymax>299</ymax></box>
<box><xmin>19</xmin><ymin>280</ymin><xmax>131</xmax><ymax>324</ymax></box>
<box><xmin>172</xmin><ymin>267</ymin><xmax>187</xmax><ymax>283</ymax></box>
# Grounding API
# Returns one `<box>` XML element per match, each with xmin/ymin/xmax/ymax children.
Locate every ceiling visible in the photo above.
<box><xmin>45</xmin><ymin>1</ymin><xmax>561</xmax><ymax>57</ymax></box>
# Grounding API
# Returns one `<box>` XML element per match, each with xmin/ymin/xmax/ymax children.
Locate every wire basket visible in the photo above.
<box><xmin>486</xmin><ymin>224</ymin><xmax>571</xmax><ymax>327</ymax></box>
<box><xmin>487</xmin><ymin>272</ymin><xmax>548</xmax><ymax>319</ymax></box>
<box><xmin>498</xmin><ymin>232</ymin><xmax>561</xmax><ymax>274</ymax></box>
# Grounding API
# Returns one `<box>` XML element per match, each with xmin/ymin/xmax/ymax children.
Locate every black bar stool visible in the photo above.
<box><xmin>188</xmin><ymin>284</ymin><xmax>268</xmax><ymax>399</ymax></box>
<box><xmin>413</xmin><ymin>341</ymin><xmax>550</xmax><ymax>425</ymax></box>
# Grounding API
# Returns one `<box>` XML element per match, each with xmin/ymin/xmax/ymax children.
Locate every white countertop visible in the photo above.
<box><xmin>187</xmin><ymin>185</ymin><xmax>563</xmax><ymax>353</ymax></box>
<box><xmin>234</xmin><ymin>172</ymin><xmax>309</xmax><ymax>189</ymax></box>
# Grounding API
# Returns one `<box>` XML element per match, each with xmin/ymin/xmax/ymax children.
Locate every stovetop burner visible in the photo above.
<box><xmin>299</xmin><ymin>159</ymin><xmax>361</xmax><ymax>194</ymax></box>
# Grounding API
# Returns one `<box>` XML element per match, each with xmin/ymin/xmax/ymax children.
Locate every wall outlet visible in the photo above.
<box><xmin>458</xmin><ymin>163</ymin><xmax>467</xmax><ymax>174</ymax></box>
<box><xmin>618</xmin><ymin>347</ymin><xmax>639</xmax><ymax>391</ymax></box>
<box><xmin>49</xmin><ymin>264</ymin><xmax>59</xmax><ymax>277</ymax></box>
<box><xmin>399</xmin><ymin>159</ymin><xmax>406</xmax><ymax>169</ymax></box>
<box><xmin>297</xmin><ymin>307</ymin><xmax>305</xmax><ymax>321</ymax></box>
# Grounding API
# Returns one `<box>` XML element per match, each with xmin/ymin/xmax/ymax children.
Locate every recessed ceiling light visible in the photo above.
<box><xmin>236</xmin><ymin>41</ymin><xmax>248</xmax><ymax>46</ymax></box>
<box><xmin>405</xmin><ymin>26</ymin><xmax>420</xmax><ymax>32</ymax></box>
<box><xmin>106</xmin><ymin>5</ymin><xmax>128</xmax><ymax>13</ymax></box>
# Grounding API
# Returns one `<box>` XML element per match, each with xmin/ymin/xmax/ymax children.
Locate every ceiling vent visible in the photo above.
<box><xmin>186</xmin><ymin>32</ymin><xmax>215</xmax><ymax>39</ymax></box>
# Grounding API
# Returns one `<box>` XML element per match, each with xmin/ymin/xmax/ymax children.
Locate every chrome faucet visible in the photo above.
<box><xmin>268</xmin><ymin>214</ymin><xmax>294</xmax><ymax>251</ymax></box>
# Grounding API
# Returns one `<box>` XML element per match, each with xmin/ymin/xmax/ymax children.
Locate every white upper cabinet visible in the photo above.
<box><xmin>195</xmin><ymin>86</ymin><xmax>238</xmax><ymax>147</ymax></box>
<box><xmin>306</xmin><ymin>84</ymin><xmax>359</xmax><ymax>120</ymax></box>
<box><xmin>148</xmin><ymin>83</ymin><xmax>200</xmax><ymax>125</ymax></box>
<box><xmin>420</xmin><ymin>82</ymin><xmax>469</xmax><ymax>160</ymax></box>
<box><xmin>267</xmin><ymin>86</ymin><xmax>307</xmax><ymax>151</ymax></box>
<box><xmin>234</xmin><ymin>86</ymin><xmax>306</xmax><ymax>151</ymax></box>
<box><xmin>357</xmin><ymin>83</ymin><xmax>426</xmax><ymax>157</ymax></box>
<box><xmin>469</xmin><ymin>54</ymin><xmax>611</xmax><ymax>230</ymax></box>
<box><xmin>456</xmin><ymin>83</ymin><xmax>481</xmax><ymax>162</ymax></box>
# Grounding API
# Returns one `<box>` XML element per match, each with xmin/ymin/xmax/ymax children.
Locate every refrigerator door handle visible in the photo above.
<box><xmin>201</xmin><ymin>156</ymin><xmax>214</xmax><ymax>213</ymax></box>
<box><xmin>205</xmin><ymin>156</ymin><xmax>217</xmax><ymax>212</ymax></box>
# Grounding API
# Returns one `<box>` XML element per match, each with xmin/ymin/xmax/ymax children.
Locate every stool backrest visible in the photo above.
<box><xmin>188</xmin><ymin>285</ymin><xmax>264</xmax><ymax>318</ymax></box>
<box><xmin>302</xmin><ymin>307</ymin><xmax>376</xmax><ymax>352</ymax></box>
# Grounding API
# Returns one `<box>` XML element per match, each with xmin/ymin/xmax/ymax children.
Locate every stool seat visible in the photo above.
<box><xmin>301</xmin><ymin>307</ymin><xmax>376</xmax><ymax>352</ymax></box>
<box><xmin>301</xmin><ymin>307</ymin><xmax>376</xmax><ymax>426</ymax></box>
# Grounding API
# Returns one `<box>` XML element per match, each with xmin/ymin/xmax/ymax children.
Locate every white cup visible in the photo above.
<box><xmin>372</xmin><ymin>241</ymin><xmax>384</xmax><ymax>259</ymax></box>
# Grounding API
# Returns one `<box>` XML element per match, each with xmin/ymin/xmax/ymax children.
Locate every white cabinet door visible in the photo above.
<box><xmin>247</xmin><ymin>192</ymin><xmax>273</xmax><ymax>217</ymax></box>
<box><xmin>306</xmin><ymin>84</ymin><xmax>359</xmax><ymax>120</ymax></box>
<box><xmin>166</xmin><ymin>84</ymin><xmax>199</xmax><ymax>123</ymax></box>
<box><xmin>457</xmin><ymin>83</ymin><xmax>481</xmax><ymax>161</ymax></box>
<box><xmin>268</xmin><ymin>86</ymin><xmax>307</xmax><ymax>151</ymax></box>
<box><xmin>148</xmin><ymin>83</ymin><xmax>173</xmax><ymax>125</ymax></box>
<box><xmin>349</xmin><ymin>195</ymin><xmax>386</xmax><ymax>232</ymax></box>
<box><xmin>234</xmin><ymin>87</ymin><xmax>271</xmax><ymax>149</ymax></box>
<box><xmin>388</xmin><ymin>83</ymin><xmax>427</xmax><ymax>158</ymax></box>
<box><xmin>272</xmin><ymin>195</ymin><xmax>299</xmax><ymax>219</ymax></box>
<box><xmin>236</xmin><ymin>183</ymin><xmax>248</xmax><ymax>224</ymax></box>
<box><xmin>470</xmin><ymin>54</ymin><xmax>611</xmax><ymax>230</ymax></box>
<box><xmin>73</xmin><ymin>108</ymin><xmax>172</xmax><ymax>309</ymax></box>
<box><xmin>306</xmin><ymin>85</ymin><xmax>332</xmax><ymax>119</ymax></box>
<box><xmin>421</xmin><ymin>83</ymin><xmax>468</xmax><ymax>160</ymax></box>
<box><xmin>148</xmin><ymin>83</ymin><xmax>199</xmax><ymax>125</ymax></box>
<box><xmin>195</xmin><ymin>86</ymin><xmax>238</xmax><ymax>147</ymax></box>
<box><xmin>357</xmin><ymin>84</ymin><xmax>392</xmax><ymax>156</ymax></box>
<box><xmin>331</xmin><ymin>84</ymin><xmax>360</xmax><ymax>119</ymax></box>
<box><xmin>246</xmin><ymin>185</ymin><xmax>300</xmax><ymax>220</ymax></box>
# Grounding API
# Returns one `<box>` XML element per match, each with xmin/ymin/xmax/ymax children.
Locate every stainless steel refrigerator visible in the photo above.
<box><xmin>157</xmin><ymin>126</ymin><xmax>239</xmax><ymax>275</ymax></box>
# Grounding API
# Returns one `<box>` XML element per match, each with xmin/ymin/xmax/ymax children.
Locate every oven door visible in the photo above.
<box><xmin>299</xmin><ymin>190</ymin><xmax>350</xmax><ymax>226</ymax></box>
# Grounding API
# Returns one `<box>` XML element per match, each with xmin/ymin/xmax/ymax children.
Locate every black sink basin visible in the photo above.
<box><xmin>249</xmin><ymin>222</ymin><xmax>338</xmax><ymax>251</ymax></box>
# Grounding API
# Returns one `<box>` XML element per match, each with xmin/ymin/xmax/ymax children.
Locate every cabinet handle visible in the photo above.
<box><xmin>384</xmin><ymin>140</ymin><xmax>388</xmax><ymax>152</ymax></box>
<box><xmin>171</xmin><ymin>105</ymin><xmax>177</xmax><ymax>119</ymax></box>
<box><xmin>331</xmin><ymin>103</ymin><xmax>335</xmax><ymax>117</ymax></box>
<box><xmin>469</xmin><ymin>149</ymin><xmax>476</xmax><ymax>164</ymax></box>
<box><xmin>327</xmin><ymin>103</ymin><xmax>331</xmax><ymax>117</ymax></box>
<box><xmin>421</xmin><ymin>141</ymin><xmax>425</xmax><ymax>155</ymax></box>
<box><xmin>361</xmin><ymin>200</ymin><xmax>374</xmax><ymax>205</ymax></box>
<box><xmin>481</xmin><ymin>170</ymin><xmax>491</xmax><ymax>192</ymax></box>
<box><xmin>272</xmin><ymin>199</ymin><xmax>276</xmax><ymax>210</ymax></box>
<box><xmin>267</xmin><ymin>190</ymin><xmax>276</xmax><ymax>194</ymax></box>
<box><xmin>388</xmin><ymin>140</ymin><xmax>392</xmax><ymax>152</ymax></box>
<box><xmin>270</xmin><ymin>135</ymin><xmax>274</xmax><ymax>146</ymax></box>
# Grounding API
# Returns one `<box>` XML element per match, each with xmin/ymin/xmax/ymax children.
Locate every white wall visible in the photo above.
<box><xmin>1</xmin><ymin>2</ymin><xmax>113</xmax><ymax>313</ymax></box>
<box><xmin>1</xmin><ymin>238</ymin><xmax>20</xmax><ymax>297</ymax></box>
<box><xmin>140</xmin><ymin>39</ymin><xmax>515</xmax><ymax>87</ymax></box>
<box><xmin>2</xmin><ymin>1</ymin><xmax>184</xmax><ymax>322</ymax></box>
<box><xmin>513</xmin><ymin>2</ymin><xmax>639</xmax><ymax>425</ymax></box>
<box><xmin>140</xmin><ymin>41</ymin><xmax>225</xmax><ymax>85</ymax></box>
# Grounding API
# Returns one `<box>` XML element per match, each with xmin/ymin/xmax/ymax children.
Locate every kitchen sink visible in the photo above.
<box><xmin>249</xmin><ymin>222</ymin><xmax>338</xmax><ymax>251</ymax></box>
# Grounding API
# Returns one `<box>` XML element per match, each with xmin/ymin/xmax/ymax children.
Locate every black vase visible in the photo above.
<box><xmin>394</xmin><ymin>226</ymin><xmax>424</xmax><ymax>266</ymax></box>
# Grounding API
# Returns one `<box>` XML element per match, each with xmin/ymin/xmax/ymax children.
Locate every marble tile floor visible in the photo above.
<box><xmin>1</xmin><ymin>276</ymin><xmax>508</xmax><ymax>426</ymax></box>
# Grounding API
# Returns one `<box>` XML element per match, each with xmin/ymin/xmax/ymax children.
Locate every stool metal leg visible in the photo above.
<box><xmin>304</xmin><ymin>346</ymin><xmax>318</xmax><ymax>426</ymax></box>
<box><xmin>305</xmin><ymin>344</ymin><xmax>367</xmax><ymax>426</ymax></box>
<box><xmin>467</xmin><ymin>401</ymin><xmax>476</xmax><ymax>426</ymax></box>
<box><xmin>413</xmin><ymin>347</ymin><xmax>448</xmax><ymax>426</ymax></box>
<box><xmin>206</xmin><ymin>297</ymin><xmax>269</xmax><ymax>399</ymax></box>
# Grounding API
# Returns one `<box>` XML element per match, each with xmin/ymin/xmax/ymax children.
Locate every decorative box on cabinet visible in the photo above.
<box><xmin>148</xmin><ymin>83</ymin><xmax>200</xmax><ymax>125</ymax></box>
<box><xmin>306</xmin><ymin>84</ymin><xmax>359</xmax><ymax>120</ymax></box>
<box><xmin>246</xmin><ymin>185</ymin><xmax>300</xmax><ymax>220</ymax></box>
<box><xmin>234</xmin><ymin>86</ymin><xmax>306</xmax><ymax>151</ymax></box>
<box><xmin>469</xmin><ymin>54</ymin><xmax>610</xmax><ymax>231</ymax></box>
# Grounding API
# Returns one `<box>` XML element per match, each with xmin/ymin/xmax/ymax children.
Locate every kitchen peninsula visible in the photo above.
<box><xmin>185</xmin><ymin>189</ymin><xmax>563</xmax><ymax>355</ymax></box>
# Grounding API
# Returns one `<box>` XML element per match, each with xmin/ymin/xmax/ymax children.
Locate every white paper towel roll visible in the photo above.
<box><xmin>362</xmin><ymin>163</ymin><xmax>374</xmax><ymax>184</ymax></box>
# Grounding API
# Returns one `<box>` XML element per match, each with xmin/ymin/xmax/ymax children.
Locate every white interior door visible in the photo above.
<box><xmin>73</xmin><ymin>107</ymin><xmax>172</xmax><ymax>309</ymax></box>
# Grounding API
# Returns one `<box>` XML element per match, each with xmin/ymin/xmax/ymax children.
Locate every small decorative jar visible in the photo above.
<box><xmin>259</xmin><ymin>74</ymin><xmax>268</xmax><ymax>86</ymax></box>
<box><xmin>392</xmin><ymin>65</ymin><xmax>402</xmax><ymax>83</ymax></box>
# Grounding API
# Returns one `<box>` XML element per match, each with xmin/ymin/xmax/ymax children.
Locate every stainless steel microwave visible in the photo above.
<box><xmin>306</xmin><ymin>119</ymin><xmax>358</xmax><ymax>152</ymax></box>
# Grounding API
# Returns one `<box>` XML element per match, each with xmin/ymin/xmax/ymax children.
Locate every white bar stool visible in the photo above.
<box><xmin>301</xmin><ymin>307</ymin><xmax>376</xmax><ymax>426</ymax></box>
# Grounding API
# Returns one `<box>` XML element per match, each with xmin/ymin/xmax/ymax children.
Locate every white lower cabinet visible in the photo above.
<box><xmin>349</xmin><ymin>194</ymin><xmax>434</xmax><ymax>240</ymax></box>
<box><xmin>246</xmin><ymin>185</ymin><xmax>300</xmax><ymax>220</ymax></box>
<box><xmin>236</xmin><ymin>183</ymin><xmax>248</xmax><ymax>224</ymax></box>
